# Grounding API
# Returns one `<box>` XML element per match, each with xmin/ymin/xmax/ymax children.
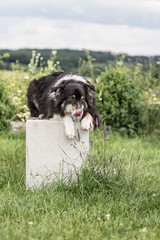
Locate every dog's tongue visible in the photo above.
<box><xmin>75</xmin><ymin>109</ymin><xmax>82</xmax><ymax>117</ymax></box>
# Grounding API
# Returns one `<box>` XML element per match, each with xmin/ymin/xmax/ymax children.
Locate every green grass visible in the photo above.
<box><xmin>0</xmin><ymin>130</ymin><xmax>160</xmax><ymax>240</ymax></box>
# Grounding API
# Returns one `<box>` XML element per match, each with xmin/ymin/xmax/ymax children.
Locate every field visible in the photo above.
<box><xmin>0</xmin><ymin>130</ymin><xmax>160</xmax><ymax>240</ymax></box>
<box><xmin>0</xmin><ymin>51</ymin><xmax>160</xmax><ymax>239</ymax></box>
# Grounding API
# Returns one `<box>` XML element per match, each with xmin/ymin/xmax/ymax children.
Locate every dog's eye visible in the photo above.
<box><xmin>81</xmin><ymin>96</ymin><xmax>85</xmax><ymax>101</ymax></box>
<box><xmin>68</xmin><ymin>95</ymin><xmax>75</xmax><ymax>101</ymax></box>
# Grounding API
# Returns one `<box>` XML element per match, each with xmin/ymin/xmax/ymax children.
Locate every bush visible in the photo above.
<box><xmin>0</xmin><ymin>80</ymin><xmax>15</xmax><ymax>131</ymax></box>
<box><xmin>96</xmin><ymin>66</ymin><xmax>147</xmax><ymax>135</ymax></box>
<box><xmin>147</xmin><ymin>104</ymin><xmax>160</xmax><ymax>136</ymax></box>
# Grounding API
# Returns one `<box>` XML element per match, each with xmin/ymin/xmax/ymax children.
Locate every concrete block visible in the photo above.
<box><xmin>26</xmin><ymin>116</ymin><xmax>89</xmax><ymax>189</ymax></box>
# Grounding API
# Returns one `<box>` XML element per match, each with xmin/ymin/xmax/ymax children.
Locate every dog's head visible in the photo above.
<box><xmin>52</xmin><ymin>80</ymin><xmax>95</xmax><ymax>121</ymax></box>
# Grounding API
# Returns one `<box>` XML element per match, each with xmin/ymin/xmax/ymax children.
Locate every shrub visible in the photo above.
<box><xmin>0</xmin><ymin>80</ymin><xmax>15</xmax><ymax>131</ymax></box>
<box><xmin>147</xmin><ymin>104</ymin><xmax>160</xmax><ymax>136</ymax></box>
<box><xmin>96</xmin><ymin>66</ymin><xmax>147</xmax><ymax>135</ymax></box>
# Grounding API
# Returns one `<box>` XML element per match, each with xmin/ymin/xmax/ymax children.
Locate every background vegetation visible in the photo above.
<box><xmin>0</xmin><ymin>49</ymin><xmax>160</xmax><ymax>239</ymax></box>
<box><xmin>0</xmin><ymin>48</ymin><xmax>160</xmax><ymax>136</ymax></box>
<box><xmin>0</xmin><ymin>130</ymin><xmax>160</xmax><ymax>240</ymax></box>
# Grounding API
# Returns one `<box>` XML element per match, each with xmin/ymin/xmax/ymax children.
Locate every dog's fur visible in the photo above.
<box><xmin>27</xmin><ymin>72</ymin><xmax>99</xmax><ymax>138</ymax></box>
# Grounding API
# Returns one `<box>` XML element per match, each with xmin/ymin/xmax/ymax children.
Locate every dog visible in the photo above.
<box><xmin>27</xmin><ymin>72</ymin><xmax>99</xmax><ymax>139</ymax></box>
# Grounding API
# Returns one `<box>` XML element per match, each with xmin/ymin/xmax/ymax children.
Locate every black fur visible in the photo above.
<box><xmin>27</xmin><ymin>72</ymin><xmax>99</xmax><ymax>129</ymax></box>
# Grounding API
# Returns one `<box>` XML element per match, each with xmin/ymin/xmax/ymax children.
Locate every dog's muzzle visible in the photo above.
<box><xmin>71</xmin><ymin>108</ymin><xmax>83</xmax><ymax>121</ymax></box>
<box><xmin>74</xmin><ymin>109</ymin><xmax>82</xmax><ymax>117</ymax></box>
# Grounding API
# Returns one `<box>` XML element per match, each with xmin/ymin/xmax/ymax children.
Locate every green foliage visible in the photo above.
<box><xmin>0</xmin><ymin>49</ymin><xmax>111</xmax><ymax>73</ymax></box>
<box><xmin>0</xmin><ymin>49</ymin><xmax>160</xmax><ymax>136</ymax></box>
<box><xmin>96</xmin><ymin>66</ymin><xmax>147</xmax><ymax>135</ymax></box>
<box><xmin>78</xmin><ymin>49</ymin><xmax>96</xmax><ymax>81</ymax></box>
<box><xmin>28</xmin><ymin>50</ymin><xmax>62</xmax><ymax>76</ymax></box>
<box><xmin>0</xmin><ymin>131</ymin><xmax>160</xmax><ymax>239</ymax></box>
<box><xmin>147</xmin><ymin>104</ymin><xmax>160</xmax><ymax>136</ymax></box>
<box><xmin>0</xmin><ymin>52</ymin><xmax>10</xmax><ymax>64</ymax></box>
<box><xmin>0</xmin><ymin>80</ymin><xmax>15</xmax><ymax>131</ymax></box>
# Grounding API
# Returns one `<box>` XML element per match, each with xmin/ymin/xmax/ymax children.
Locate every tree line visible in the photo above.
<box><xmin>0</xmin><ymin>48</ymin><xmax>159</xmax><ymax>73</ymax></box>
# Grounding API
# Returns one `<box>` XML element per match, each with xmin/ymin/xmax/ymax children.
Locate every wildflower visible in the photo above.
<box><xmin>141</xmin><ymin>227</ymin><xmax>147</xmax><ymax>233</ymax></box>
<box><xmin>90</xmin><ymin>141</ymin><xmax>93</xmax><ymax>147</ymax></box>
<box><xmin>117</xmin><ymin>61</ymin><xmax>123</xmax><ymax>66</ymax></box>
<box><xmin>137</xmin><ymin>154</ymin><xmax>140</xmax><ymax>162</ymax></box>
<box><xmin>110</xmin><ymin>155</ymin><xmax>113</xmax><ymax>163</ymax></box>
<box><xmin>108</xmin><ymin>126</ymin><xmax>111</xmax><ymax>135</ymax></box>
<box><xmin>97</xmin><ymin>218</ymin><xmax>101</xmax><ymax>221</ymax></box>
<box><xmin>17</xmin><ymin>90</ymin><xmax>22</xmax><ymax>93</ymax></box>
<box><xmin>28</xmin><ymin>222</ymin><xmax>33</xmax><ymax>225</ymax></box>
<box><xmin>105</xmin><ymin>214</ymin><xmax>111</xmax><ymax>220</ymax></box>
<box><xmin>23</xmin><ymin>105</ymin><xmax>29</xmax><ymax>111</ymax></box>
<box><xmin>95</xmin><ymin>117</ymin><xmax>99</xmax><ymax>127</ymax></box>
<box><xmin>77</xmin><ymin>128</ymin><xmax>81</xmax><ymax>141</ymax></box>
<box><xmin>87</xmin><ymin>153</ymin><xmax>90</xmax><ymax>159</ymax></box>
<box><xmin>70</xmin><ymin>144</ymin><xmax>76</xmax><ymax>149</ymax></box>
<box><xmin>13</xmin><ymin>96</ymin><xmax>19</xmax><ymax>102</ymax></box>
<box><xmin>152</xmin><ymin>194</ymin><xmax>156</xmax><ymax>197</ymax></box>
<box><xmin>103</xmin><ymin>123</ymin><xmax>107</xmax><ymax>141</ymax></box>
<box><xmin>17</xmin><ymin>112</ymin><xmax>23</xmax><ymax>118</ymax></box>
<box><xmin>80</xmin><ymin>151</ymin><xmax>83</xmax><ymax>159</ymax></box>
<box><xmin>98</xmin><ymin>90</ymin><xmax>102</xmax><ymax>101</ymax></box>
<box><xmin>113</xmin><ymin>168</ymin><xmax>117</xmax><ymax>174</ymax></box>
<box><xmin>52</xmin><ymin>50</ymin><xmax>57</xmax><ymax>56</ymax></box>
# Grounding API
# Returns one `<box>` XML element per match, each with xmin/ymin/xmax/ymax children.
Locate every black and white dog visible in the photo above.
<box><xmin>27</xmin><ymin>72</ymin><xmax>99</xmax><ymax>139</ymax></box>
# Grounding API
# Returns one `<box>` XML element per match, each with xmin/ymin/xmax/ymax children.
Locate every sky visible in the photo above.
<box><xmin>0</xmin><ymin>0</ymin><xmax>160</xmax><ymax>56</ymax></box>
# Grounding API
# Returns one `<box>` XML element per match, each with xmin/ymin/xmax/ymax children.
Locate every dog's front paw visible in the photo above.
<box><xmin>81</xmin><ymin>114</ymin><xmax>94</xmax><ymax>131</ymax></box>
<box><xmin>38</xmin><ymin>114</ymin><xmax>44</xmax><ymax>119</ymax></box>
<box><xmin>65</xmin><ymin>126</ymin><xmax>75</xmax><ymax>139</ymax></box>
<box><xmin>63</xmin><ymin>115</ymin><xmax>75</xmax><ymax>139</ymax></box>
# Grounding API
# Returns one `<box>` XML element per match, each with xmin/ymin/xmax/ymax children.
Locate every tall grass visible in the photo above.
<box><xmin>0</xmin><ymin>130</ymin><xmax>160</xmax><ymax>240</ymax></box>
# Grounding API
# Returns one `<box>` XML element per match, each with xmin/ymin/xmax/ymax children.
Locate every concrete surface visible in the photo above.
<box><xmin>26</xmin><ymin>117</ymin><xmax>89</xmax><ymax>189</ymax></box>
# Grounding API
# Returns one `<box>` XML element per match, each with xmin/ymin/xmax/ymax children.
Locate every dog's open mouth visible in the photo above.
<box><xmin>74</xmin><ymin>109</ymin><xmax>82</xmax><ymax>117</ymax></box>
<box><xmin>72</xmin><ymin>108</ymin><xmax>83</xmax><ymax>120</ymax></box>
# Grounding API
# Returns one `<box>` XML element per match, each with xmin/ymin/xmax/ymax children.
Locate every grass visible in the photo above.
<box><xmin>0</xmin><ymin>130</ymin><xmax>160</xmax><ymax>240</ymax></box>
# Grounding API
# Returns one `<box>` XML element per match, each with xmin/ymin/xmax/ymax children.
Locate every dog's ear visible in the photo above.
<box><xmin>50</xmin><ymin>81</ymin><xmax>66</xmax><ymax>105</ymax></box>
<box><xmin>50</xmin><ymin>87</ymin><xmax>62</xmax><ymax>106</ymax></box>
<box><xmin>86</xmin><ymin>83</ymin><xmax>96</xmax><ymax>107</ymax></box>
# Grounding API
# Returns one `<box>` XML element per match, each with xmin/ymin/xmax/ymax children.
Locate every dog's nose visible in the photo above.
<box><xmin>75</xmin><ymin>109</ymin><xmax>82</xmax><ymax>117</ymax></box>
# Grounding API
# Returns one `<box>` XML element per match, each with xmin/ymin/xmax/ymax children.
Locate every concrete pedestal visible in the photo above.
<box><xmin>26</xmin><ymin>117</ymin><xmax>89</xmax><ymax>188</ymax></box>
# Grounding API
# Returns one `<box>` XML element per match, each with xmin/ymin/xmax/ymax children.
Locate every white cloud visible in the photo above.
<box><xmin>0</xmin><ymin>0</ymin><xmax>160</xmax><ymax>29</ymax></box>
<box><xmin>0</xmin><ymin>0</ymin><xmax>160</xmax><ymax>55</ymax></box>
<box><xmin>0</xmin><ymin>17</ymin><xmax>160</xmax><ymax>55</ymax></box>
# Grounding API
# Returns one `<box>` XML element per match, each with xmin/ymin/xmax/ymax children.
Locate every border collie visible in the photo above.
<box><xmin>27</xmin><ymin>72</ymin><xmax>99</xmax><ymax>139</ymax></box>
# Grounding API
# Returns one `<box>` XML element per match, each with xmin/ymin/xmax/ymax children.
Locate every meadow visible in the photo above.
<box><xmin>0</xmin><ymin>130</ymin><xmax>160</xmax><ymax>240</ymax></box>
<box><xmin>0</xmin><ymin>50</ymin><xmax>160</xmax><ymax>239</ymax></box>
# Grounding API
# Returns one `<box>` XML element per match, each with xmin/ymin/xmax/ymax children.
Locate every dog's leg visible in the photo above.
<box><xmin>81</xmin><ymin>113</ymin><xmax>94</xmax><ymax>131</ymax></box>
<box><xmin>63</xmin><ymin>115</ymin><xmax>75</xmax><ymax>139</ymax></box>
<box><xmin>38</xmin><ymin>114</ymin><xmax>44</xmax><ymax>119</ymax></box>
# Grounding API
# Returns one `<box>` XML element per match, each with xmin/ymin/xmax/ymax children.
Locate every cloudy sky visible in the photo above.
<box><xmin>0</xmin><ymin>0</ymin><xmax>160</xmax><ymax>55</ymax></box>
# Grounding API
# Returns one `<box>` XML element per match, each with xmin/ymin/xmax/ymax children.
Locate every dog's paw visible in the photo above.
<box><xmin>81</xmin><ymin>115</ymin><xmax>94</xmax><ymax>131</ymax></box>
<box><xmin>63</xmin><ymin>115</ymin><xmax>75</xmax><ymax>139</ymax></box>
<box><xmin>38</xmin><ymin>114</ymin><xmax>44</xmax><ymax>119</ymax></box>
<box><xmin>65</xmin><ymin>126</ymin><xmax>75</xmax><ymax>139</ymax></box>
